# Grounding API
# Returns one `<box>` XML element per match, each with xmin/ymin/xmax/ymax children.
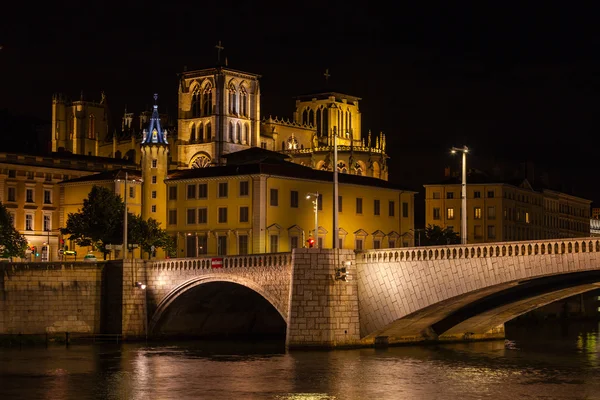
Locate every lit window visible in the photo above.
<box><xmin>474</xmin><ymin>207</ymin><xmax>482</xmax><ymax>219</ymax></box>
<box><xmin>525</xmin><ymin>212</ymin><xmax>530</xmax><ymax>224</ymax></box>
<box><xmin>447</xmin><ymin>208</ymin><xmax>454</xmax><ymax>219</ymax></box>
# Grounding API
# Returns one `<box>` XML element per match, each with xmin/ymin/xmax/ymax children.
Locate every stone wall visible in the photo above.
<box><xmin>287</xmin><ymin>248</ymin><xmax>361</xmax><ymax>348</ymax></box>
<box><xmin>0</xmin><ymin>261</ymin><xmax>123</xmax><ymax>337</ymax></box>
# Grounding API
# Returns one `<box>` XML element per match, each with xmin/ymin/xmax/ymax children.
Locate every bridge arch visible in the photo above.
<box><xmin>149</xmin><ymin>274</ymin><xmax>288</xmax><ymax>335</ymax></box>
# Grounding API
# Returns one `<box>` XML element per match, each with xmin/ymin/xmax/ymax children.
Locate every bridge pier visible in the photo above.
<box><xmin>287</xmin><ymin>248</ymin><xmax>361</xmax><ymax>349</ymax></box>
<box><xmin>121</xmin><ymin>259</ymin><xmax>147</xmax><ymax>340</ymax></box>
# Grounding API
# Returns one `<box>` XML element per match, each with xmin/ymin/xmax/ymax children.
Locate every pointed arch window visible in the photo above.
<box><xmin>240</xmin><ymin>85</ymin><xmax>248</xmax><ymax>116</ymax></box>
<box><xmin>198</xmin><ymin>123</ymin><xmax>204</xmax><ymax>143</ymax></box>
<box><xmin>308</xmin><ymin>109</ymin><xmax>314</xmax><ymax>127</ymax></box>
<box><xmin>229</xmin><ymin>122</ymin><xmax>234</xmax><ymax>142</ymax></box>
<box><xmin>345</xmin><ymin>111</ymin><xmax>350</xmax><ymax>137</ymax></box>
<box><xmin>302</xmin><ymin>109</ymin><xmax>308</xmax><ymax>125</ymax></box>
<box><xmin>236</xmin><ymin>123</ymin><xmax>241</xmax><ymax>143</ymax></box>
<box><xmin>192</xmin><ymin>88</ymin><xmax>201</xmax><ymax>117</ymax></box>
<box><xmin>206</xmin><ymin>122</ymin><xmax>212</xmax><ymax>140</ymax></box>
<box><xmin>243</xmin><ymin>123</ymin><xmax>249</xmax><ymax>144</ymax></box>
<box><xmin>348</xmin><ymin>110</ymin><xmax>352</xmax><ymax>136</ymax></box>
<box><xmin>316</xmin><ymin>107</ymin><xmax>322</xmax><ymax>136</ymax></box>
<box><xmin>202</xmin><ymin>84</ymin><xmax>212</xmax><ymax>116</ymax></box>
<box><xmin>190</xmin><ymin>124</ymin><xmax>196</xmax><ymax>143</ymax></box>
<box><xmin>229</xmin><ymin>83</ymin><xmax>237</xmax><ymax>114</ymax></box>
<box><xmin>88</xmin><ymin>114</ymin><xmax>95</xmax><ymax>139</ymax></box>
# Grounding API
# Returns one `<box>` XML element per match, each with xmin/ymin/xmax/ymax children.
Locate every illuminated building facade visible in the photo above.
<box><xmin>424</xmin><ymin>177</ymin><xmax>592</xmax><ymax>243</ymax></box>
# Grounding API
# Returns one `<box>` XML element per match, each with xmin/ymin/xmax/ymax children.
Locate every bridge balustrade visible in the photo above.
<box><xmin>360</xmin><ymin>238</ymin><xmax>600</xmax><ymax>263</ymax></box>
<box><xmin>149</xmin><ymin>253</ymin><xmax>293</xmax><ymax>270</ymax></box>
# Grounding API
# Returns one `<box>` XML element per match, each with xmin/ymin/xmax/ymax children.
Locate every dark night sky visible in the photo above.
<box><xmin>2</xmin><ymin>2</ymin><xmax>600</xmax><ymax>210</ymax></box>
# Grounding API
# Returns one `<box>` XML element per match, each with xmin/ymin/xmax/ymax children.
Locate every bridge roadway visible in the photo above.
<box><xmin>124</xmin><ymin>237</ymin><xmax>600</xmax><ymax>347</ymax></box>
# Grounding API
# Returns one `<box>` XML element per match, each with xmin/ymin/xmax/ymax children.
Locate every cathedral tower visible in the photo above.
<box><xmin>140</xmin><ymin>94</ymin><xmax>169</xmax><ymax>229</ymax></box>
<box><xmin>176</xmin><ymin>65</ymin><xmax>261</xmax><ymax>168</ymax></box>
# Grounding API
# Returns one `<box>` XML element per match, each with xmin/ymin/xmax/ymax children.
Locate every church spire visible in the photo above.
<box><xmin>141</xmin><ymin>94</ymin><xmax>168</xmax><ymax>145</ymax></box>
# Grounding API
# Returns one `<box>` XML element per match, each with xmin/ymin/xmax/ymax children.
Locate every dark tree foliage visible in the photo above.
<box><xmin>128</xmin><ymin>215</ymin><xmax>175</xmax><ymax>259</ymax></box>
<box><xmin>61</xmin><ymin>186</ymin><xmax>124</xmax><ymax>259</ymax></box>
<box><xmin>0</xmin><ymin>201</ymin><xmax>27</xmax><ymax>259</ymax></box>
<box><xmin>422</xmin><ymin>224</ymin><xmax>461</xmax><ymax>246</ymax></box>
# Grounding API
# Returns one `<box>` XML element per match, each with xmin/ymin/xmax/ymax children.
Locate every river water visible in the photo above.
<box><xmin>1</xmin><ymin>321</ymin><xmax>599</xmax><ymax>400</ymax></box>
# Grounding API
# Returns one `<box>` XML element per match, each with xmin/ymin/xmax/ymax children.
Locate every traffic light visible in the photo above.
<box><xmin>307</xmin><ymin>237</ymin><xmax>315</xmax><ymax>248</ymax></box>
<box><xmin>33</xmin><ymin>246</ymin><xmax>39</xmax><ymax>257</ymax></box>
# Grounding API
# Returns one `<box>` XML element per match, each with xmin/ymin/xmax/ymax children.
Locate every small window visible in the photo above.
<box><xmin>270</xmin><ymin>235</ymin><xmax>278</xmax><ymax>253</ymax></box>
<box><xmin>25</xmin><ymin>214</ymin><xmax>33</xmax><ymax>231</ymax></box>
<box><xmin>374</xmin><ymin>200</ymin><xmax>380</xmax><ymax>216</ymax></box>
<box><xmin>432</xmin><ymin>192</ymin><xmax>441</xmax><ymax>199</ymax></box>
<box><xmin>487</xmin><ymin>190</ymin><xmax>495</xmax><ymax>198</ymax></box>
<box><xmin>270</xmin><ymin>189</ymin><xmax>279</xmax><ymax>206</ymax></box>
<box><xmin>44</xmin><ymin>190</ymin><xmax>52</xmax><ymax>204</ymax></box>
<box><xmin>488</xmin><ymin>225</ymin><xmax>496</xmax><ymax>239</ymax></box>
<box><xmin>240</xmin><ymin>206</ymin><xmax>249</xmax><ymax>223</ymax></box>
<box><xmin>402</xmin><ymin>202</ymin><xmax>409</xmax><ymax>218</ymax></box>
<box><xmin>198</xmin><ymin>208</ymin><xmax>208</xmax><ymax>224</ymax></box>
<box><xmin>151</xmin><ymin>176</ymin><xmax>157</xmax><ymax>184</ymax></box>
<box><xmin>474</xmin><ymin>191</ymin><xmax>481</xmax><ymax>198</ymax></box>
<box><xmin>27</xmin><ymin>171</ymin><xmax>34</xmax><ymax>180</ymax></box>
<box><xmin>474</xmin><ymin>207</ymin><xmax>482</xmax><ymax>219</ymax></box>
<box><xmin>218</xmin><ymin>207</ymin><xmax>228</xmax><ymax>223</ymax></box>
<box><xmin>317</xmin><ymin>237</ymin><xmax>323</xmax><ymax>249</ymax></box>
<box><xmin>151</xmin><ymin>205</ymin><xmax>156</xmax><ymax>213</ymax></box>
<box><xmin>239</xmin><ymin>181</ymin><xmax>249</xmax><ymax>196</ymax></box>
<box><xmin>199</xmin><ymin>183</ymin><xmax>208</xmax><ymax>199</ymax></box>
<box><xmin>168</xmin><ymin>210</ymin><xmax>177</xmax><ymax>225</ymax></box>
<box><xmin>8</xmin><ymin>170</ymin><xmax>16</xmax><ymax>178</ymax></box>
<box><xmin>129</xmin><ymin>186</ymin><xmax>135</xmax><ymax>198</ymax></box>
<box><xmin>238</xmin><ymin>235</ymin><xmax>249</xmax><ymax>255</ymax></box>
<box><xmin>373</xmin><ymin>239</ymin><xmax>381</xmax><ymax>249</ymax></box>
<box><xmin>151</xmin><ymin>159</ymin><xmax>157</xmax><ymax>168</ymax></box>
<box><xmin>187</xmin><ymin>184</ymin><xmax>196</xmax><ymax>199</ymax></box>
<box><xmin>290</xmin><ymin>236</ymin><xmax>299</xmax><ymax>249</ymax></box>
<box><xmin>151</xmin><ymin>191</ymin><xmax>157</xmax><ymax>199</ymax></box>
<box><xmin>356</xmin><ymin>198</ymin><xmax>363</xmax><ymax>214</ymax></box>
<box><xmin>290</xmin><ymin>190</ymin><xmax>299</xmax><ymax>208</ymax></box>
<box><xmin>43</xmin><ymin>214</ymin><xmax>51</xmax><ymax>231</ymax></box>
<box><xmin>169</xmin><ymin>186</ymin><xmax>177</xmax><ymax>200</ymax></box>
<box><xmin>433</xmin><ymin>207</ymin><xmax>441</xmax><ymax>220</ymax></box>
<box><xmin>388</xmin><ymin>240</ymin><xmax>396</xmax><ymax>248</ymax></box>
<box><xmin>447</xmin><ymin>208</ymin><xmax>455</xmax><ymax>219</ymax></box>
<box><xmin>355</xmin><ymin>238</ymin><xmax>363</xmax><ymax>250</ymax></box>
<box><xmin>26</xmin><ymin>189</ymin><xmax>34</xmax><ymax>203</ymax></box>
<box><xmin>446</xmin><ymin>192</ymin><xmax>454</xmax><ymax>199</ymax></box>
<box><xmin>218</xmin><ymin>182</ymin><xmax>228</xmax><ymax>198</ymax></box>
<box><xmin>187</xmin><ymin>209</ymin><xmax>196</xmax><ymax>224</ymax></box>
<box><xmin>488</xmin><ymin>206</ymin><xmax>496</xmax><ymax>220</ymax></box>
<box><xmin>7</xmin><ymin>187</ymin><xmax>16</xmax><ymax>202</ymax></box>
<box><xmin>388</xmin><ymin>200</ymin><xmax>395</xmax><ymax>217</ymax></box>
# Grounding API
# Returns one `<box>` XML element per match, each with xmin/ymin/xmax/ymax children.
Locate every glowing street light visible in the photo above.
<box><xmin>451</xmin><ymin>146</ymin><xmax>469</xmax><ymax>245</ymax></box>
<box><xmin>306</xmin><ymin>192</ymin><xmax>319</xmax><ymax>248</ymax></box>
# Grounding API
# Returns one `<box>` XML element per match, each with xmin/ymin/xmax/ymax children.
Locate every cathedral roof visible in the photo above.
<box><xmin>222</xmin><ymin>147</ymin><xmax>291</xmax><ymax>165</ymax></box>
<box><xmin>141</xmin><ymin>94</ymin><xmax>168</xmax><ymax>146</ymax></box>
<box><xmin>294</xmin><ymin>91</ymin><xmax>361</xmax><ymax>103</ymax></box>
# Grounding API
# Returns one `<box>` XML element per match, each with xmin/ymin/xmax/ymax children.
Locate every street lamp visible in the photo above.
<box><xmin>451</xmin><ymin>146</ymin><xmax>469</xmax><ymax>245</ymax></box>
<box><xmin>306</xmin><ymin>192</ymin><xmax>319</xmax><ymax>248</ymax></box>
<box><xmin>333</xmin><ymin>130</ymin><xmax>339</xmax><ymax>249</ymax></box>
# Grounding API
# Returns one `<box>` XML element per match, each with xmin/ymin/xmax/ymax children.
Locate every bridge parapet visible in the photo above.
<box><xmin>149</xmin><ymin>253</ymin><xmax>293</xmax><ymax>270</ymax></box>
<box><xmin>359</xmin><ymin>237</ymin><xmax>600</xmax><ymax>263</ymax></box>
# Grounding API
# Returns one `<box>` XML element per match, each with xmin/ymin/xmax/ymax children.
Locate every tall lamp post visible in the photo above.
<box><xmin>306</xmin><ymin>192</ymin><xmax>320</xmax><ymax>248</ymax></box>
<box><xmin>333</xmin><ymin>130</ymin><xmax>339</xmax><ymax>249</ymax></box>
<box><xmin>451</xmin><ymin>146</ymin><xmax>469</xmax><ymax>244</ymax></box>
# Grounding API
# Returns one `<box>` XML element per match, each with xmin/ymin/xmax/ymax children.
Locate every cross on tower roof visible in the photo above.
<box><xmin>324</xmin><ymin>68</ymin><xmax>331</xmax><ymax>82</ymax></box>
<box><xmin>153</xmin><ymin>93</ymin><xmax>158</xmax><ymax>105</ymax></box>
<box><xmin>215</xmin><ymin>40</ymin><xmax>225</xmax><ymax>64</ymax></box>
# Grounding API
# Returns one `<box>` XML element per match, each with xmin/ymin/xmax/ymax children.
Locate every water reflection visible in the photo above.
<box><xmin>0</xmin><ymin>322</ymin><xmax>599</xmax><ymax>399</ymax></box>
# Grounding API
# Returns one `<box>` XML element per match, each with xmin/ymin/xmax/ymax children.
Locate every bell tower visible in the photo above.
<box><xmin>140</xmin><ymin>94</ymin><xmax>169</xmax><ymax>229</ymax></box>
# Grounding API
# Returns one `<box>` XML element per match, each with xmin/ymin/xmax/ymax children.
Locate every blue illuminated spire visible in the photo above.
<box><xmin>141</xmin><ymin>93</ymin><xmax>169</xmax><ymax>145</ymax></box>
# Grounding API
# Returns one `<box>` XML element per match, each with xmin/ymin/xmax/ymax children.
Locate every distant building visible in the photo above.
<box><xmin>592</xmin><ymin>207</ymin><xmax>600</xmax><ymax>220</ymax></box>
<box><xmin>424</xmin><ymin>172</ymin><xmax>592</xmax><ymax>243</ymax></box>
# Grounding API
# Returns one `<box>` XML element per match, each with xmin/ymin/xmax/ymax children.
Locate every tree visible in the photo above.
<box><xmin>128</xmin><ymin>215</ymin><xmax>175</xmax><ymax>259</ymax></box>
<box><xmin>61</xmin><ymin>185</ymin><xmax>124</xmax><ymax>259</ymax></box>
<box><xmin>422</xmin><ymin>224</ymin><xmax>461</xmax><ymax>246</ymax></box>
<box><xmin>0</xmin><ymin>201</ymin><xmax>27</xmax><ymax>259</ymax></box>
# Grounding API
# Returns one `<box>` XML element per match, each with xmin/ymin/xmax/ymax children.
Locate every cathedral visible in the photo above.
<box><xmin>51</xmin><ymin>62</ymin><xmax>389</xmax><ymax>180</ymax></box>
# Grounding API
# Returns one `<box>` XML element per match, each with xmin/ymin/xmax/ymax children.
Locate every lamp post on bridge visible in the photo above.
<box><xmin>306</xmin><ymin>192</ymin><xmax>320</xmax><ymax>248</ymax></box>
<box><xmin>451</xmin><ymin>146</ymin><xmax>469</xmax><ymax>245</ymax></box>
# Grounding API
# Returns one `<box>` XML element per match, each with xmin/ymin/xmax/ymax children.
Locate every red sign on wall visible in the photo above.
<box><xmin>211</xmin><ymin>258</ymin><xmax>223</xmax><ymax>268</ymax></box>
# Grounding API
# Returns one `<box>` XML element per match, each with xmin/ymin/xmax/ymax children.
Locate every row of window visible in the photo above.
<box><xmin>7</xmin><ymin>212</ymin><xmax>52</xmax><ymax>231</ymax></box>
<box><xmin>5</xmin><ymin>187</ymin><xmax>53</xmax><ymax>204</ymax></box>
<box><xmin>184</xmin><ymin>233</ymin><xmax>399</xmax><ymax>256</ymax></box>
<box><xmin>435</xmin><ymin>190</ymin><xmax>496</xmax><ymax>200</ymax></box>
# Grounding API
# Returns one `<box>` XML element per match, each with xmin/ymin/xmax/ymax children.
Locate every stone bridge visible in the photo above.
<box><xmin>2</xmin><ymin>238</ymin><xmax>600</xmax><ymax>348</ymax></box>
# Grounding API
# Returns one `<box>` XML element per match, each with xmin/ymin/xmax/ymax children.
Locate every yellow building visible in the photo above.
<box><xmin>0</xmin><ymin>152</ymin><xmax>136</xmax><ymax>261</ymax></box>
<box><xmin>424</xmin><ymin>176</ymin><xmax>592</xmax><ymax>243</ymax></box>
<box><xmin>166</xmin><ymin>148</ymin><xmax>414</xmax><ymax>256</ymax></box>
